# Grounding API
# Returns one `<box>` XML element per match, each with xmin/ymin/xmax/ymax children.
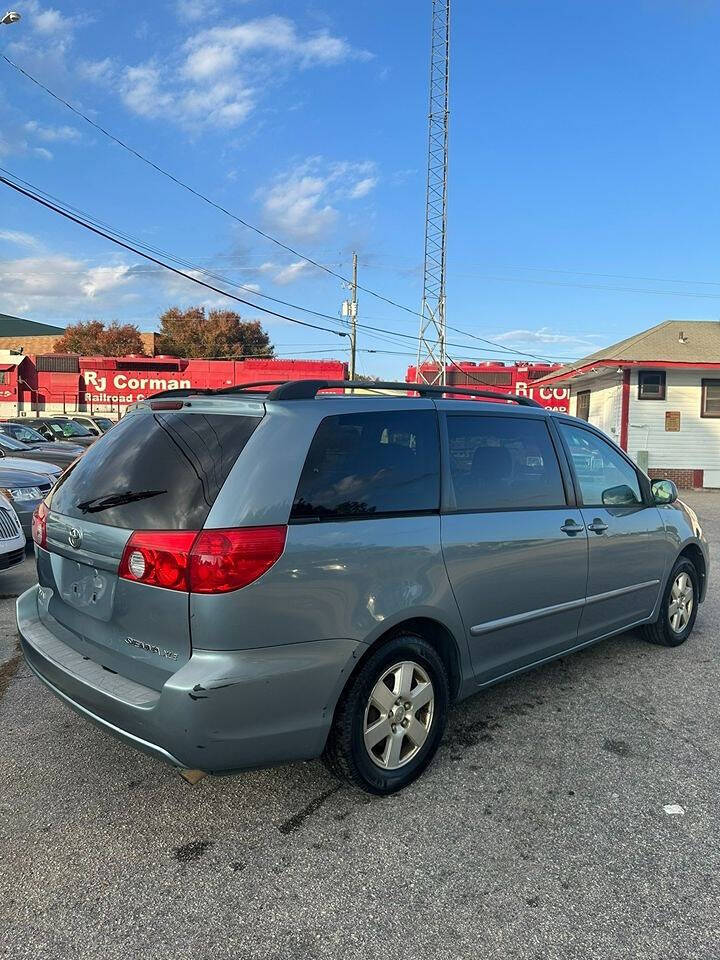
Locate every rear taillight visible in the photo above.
<box><xmin>119</xmin><ymin>531</ymin><xmax>197</xmax><ymax>592</ymax></box>
<box><xmin>189</xmin><ymin>526</ymin><xmax>287</xmax><ymax>594</ymax></box>
<box><xmin>118</xmin><ymin>526</ymin><xmax>287</xmax><ymax>594</ymax></box>
<box><xmin>31</xmin><ymin>501</ymin><xmax>48</xmax><ymax>548</ymax></box>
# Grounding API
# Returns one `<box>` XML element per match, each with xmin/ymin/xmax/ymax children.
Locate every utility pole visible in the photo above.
<box><xmin>342</xmin><ymin>251</ymin><xmax>359</xmax><ymax>382</ymax></box>
<box><xmin>416</xmin><ymin>0</ymin><xmax>450</xmax><ymax>385</ymax></box>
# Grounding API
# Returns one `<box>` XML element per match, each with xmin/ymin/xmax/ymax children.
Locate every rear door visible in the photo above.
<box><xmin>556</xmin><ymin>421</ymin><xmax>667</xmax><ymax>640</ymax></box>
<box><xmin>440</xmin><ymin>410</ymin><xmax>589</xmax><ymax>684</ymax></box>
<box><xmin>37</xmin><ymin>404</ymin><xmax>261</xmax><ymax>691</ymax></box>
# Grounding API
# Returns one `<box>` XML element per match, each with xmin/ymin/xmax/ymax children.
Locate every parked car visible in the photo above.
<box><xmin>0</xmin><ymin>432</ymin><xmax>79</xmax><ymax>471</ymax></box>
<box><xmin>0</xmin><ymin>466</ymin><xmax>55</xmax><ymax>540</ymax></box>
<box><xmin>0</xmin><ymin>423</ymin><xmax>84</xmax><ymax>462</ymax></box>
<box><xmin>0</xmin><ymin>491</ymin><xmax>26</xmax><ymax>571</ymax></box>
<box><xmin>17</xmin><ymin>381</ymin><xmax>709</xmax><ymax>794</ymax></box>
<box><xmin>3</xmin><ymin>417</ymin><xmax>96</xmax><ymax>448</ymax></box>
<box><xmin>68</xmin><ymin>415</ymin><xmax>115</xmax><ymax>436</ymax></box>
<box><xmin>0</xmin><ymin>434</ymin><xmax>64</xmax><ymax>475</ymax></box>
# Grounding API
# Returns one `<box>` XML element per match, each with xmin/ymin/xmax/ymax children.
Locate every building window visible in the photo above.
<box><xmin>638</xmin><ymin>370</ymin><xmax>666</xmax><ymax>400</ymax></box>
<box><xmin>701</xmin><ymin>379</ymin><xmax>720</xmax><ymax>418</ymax></box>
<box><xmin>575</xmin><ymin>391</ymin><xmax>591</xmax><ymax>421</ymax></box>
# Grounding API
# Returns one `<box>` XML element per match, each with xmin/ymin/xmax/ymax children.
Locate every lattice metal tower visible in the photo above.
<box><xmin>416</xmin><ymin>0</ymin><xmax>450</xmax><ymax>385</ymax></box>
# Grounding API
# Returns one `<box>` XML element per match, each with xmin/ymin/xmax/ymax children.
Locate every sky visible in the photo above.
<box><xmin>2</xmin><ymin>0</ymin><xmax>720</xmax><ymax>378</ymax></box>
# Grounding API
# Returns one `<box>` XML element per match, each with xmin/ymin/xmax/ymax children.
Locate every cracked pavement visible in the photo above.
<box><xmin>1</xmin><ymin>491</ymin><xmax>718</xmax><ymax>959</ymax></box>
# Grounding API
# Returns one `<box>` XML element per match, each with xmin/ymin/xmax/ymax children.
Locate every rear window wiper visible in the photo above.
<box><xmin>75</xmin><ymin>489</ymin><xmax>167</xmax><ymax>514</ymax></box>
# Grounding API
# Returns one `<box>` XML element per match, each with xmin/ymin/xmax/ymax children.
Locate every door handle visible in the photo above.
<box><xmin>560</xmin><ymin>520</ymin><xmax>584</xmax><ymax>536</ymax></box>
<box><xmin>587</xmin><ymin>519</ymin><xmax>609</xmax><ymax>534</ymax></box>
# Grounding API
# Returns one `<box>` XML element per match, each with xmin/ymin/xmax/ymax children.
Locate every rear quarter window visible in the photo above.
<box><xmin>48</xmin><ymin>410</ymin><xmax>261</xmax><ymax>529</ymax></box>
<box><xmin>291</xmin><ymin>409</ymin><xmax>440</xmax><ymax>521</ymax></box>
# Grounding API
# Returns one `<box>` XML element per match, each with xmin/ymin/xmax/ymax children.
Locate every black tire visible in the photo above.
<box><xmin>642</xmin><ymin>558</ymin><xmax>699</xmax><ymax>647</ymax></box>
<box><xmin>323</xmin><ymin>633</ymin><xmax>450</xmax><ymax>795</ymax></box>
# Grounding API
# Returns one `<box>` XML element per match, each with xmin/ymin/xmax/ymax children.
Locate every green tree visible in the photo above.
<box><xmin>157</xmin><ymin>307</ymin><xmax>274</xmax><ymax>358</ymax></box>
<box><xmin>53</xmin><ymin>320</ymin><xmax>146</xmax><ymax>356</ymax></box>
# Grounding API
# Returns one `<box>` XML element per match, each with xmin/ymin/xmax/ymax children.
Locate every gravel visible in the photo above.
<box><xmin>1</xmin><ymin>492</ymin><xmax>718</xmax><ymax>960</ymax></box>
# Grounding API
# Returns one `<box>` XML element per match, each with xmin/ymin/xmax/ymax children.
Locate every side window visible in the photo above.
<box><xmin>576</xmin><ymin>391</ymin><xmax>591</xmax><ymax>422</ymax></box>
<box><xmin>446</xmin><ymin>415</ymin><xmax>566</xmax><ymax>511</ymax></box>
<box><xmin>638</xmin><ymin>370</ymin><xmax>666</xmax><ymax>400</ymax></box>
<box><xmin>291</xmin><ymin>410</ymin><xmax>440</xmax><ymax>521</ymax></box>
<box><xmin>559</xmin><ymin>423</ymin><xmax>642</xmax><ymax>506</ymax></box>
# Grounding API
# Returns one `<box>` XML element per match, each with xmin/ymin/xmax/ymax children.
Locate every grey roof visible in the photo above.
<box><xmin>0</xmin><ymin>313</ymin><xmax>65</xmax><ymax>337</ymax></box>
<box><xmin>536</xmin><ymin>320</ymin><xmax>720</xmax><ymax>381</ymax></box>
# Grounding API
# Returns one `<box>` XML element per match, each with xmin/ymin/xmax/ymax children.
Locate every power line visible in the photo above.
<box><xmin>453</xmin><ymin>272</ymin><xmax>720</xmax><ymax>301</ymax></box>
<box><xmin>0</xmin><ymin>167</ymin><xmax>582</xmax><ymax>365</ymax></box>
<box><xmin>1</xmin><ymin>53</ymin><xmax>582</xmax><ymax>365</ymax></box>
<box><xmin>0</xmin><ymin>172</ymin><xmax>350</xmax><ymax>340</ymax></box>
<box><xmin>1</xmin><ymin>52</ymin><xmax>427</xmax><ymax>321</ymax></box>
<box><xmin>2</xmin><ymin>56</ymin><xmax>584</xmax><ymax>365</ymax></box>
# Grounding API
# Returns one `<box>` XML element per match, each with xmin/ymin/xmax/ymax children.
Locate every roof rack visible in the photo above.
<box><xmin>147</xmin><ymin>380</ymin><xmax>289</xmax><ymax>400</ymax></box>
<box><xmin>266</xmin><ymin>380</ymin><xmax>542</xmax><ymax>406</ymax></box>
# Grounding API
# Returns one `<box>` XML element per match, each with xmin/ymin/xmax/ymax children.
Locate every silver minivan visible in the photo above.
<box><xmin>17</xmin><ymin>381</ymin><xmax>709</xmax><ymax>794</ymax></box>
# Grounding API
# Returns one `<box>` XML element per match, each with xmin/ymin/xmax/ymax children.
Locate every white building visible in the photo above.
<box><xmin>533</xmin><ymin>320</ymin><xmax>720</xmax><ymax>488</ymax></box>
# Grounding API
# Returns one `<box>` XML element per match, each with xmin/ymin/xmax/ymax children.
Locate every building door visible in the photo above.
<box><xmin>556</xmin><ymin>422</ymin><xmax>667</xmax><ymax>640</ymax></box>
<box><xmin>441</xmin><ymin>413</ymin><xmax>589</xmax><ymax>684</ymax></box>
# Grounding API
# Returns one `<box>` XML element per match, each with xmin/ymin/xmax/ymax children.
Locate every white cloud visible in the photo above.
<box><xmin>88</xmin><ymin>15</ymin><xmax>371</xmax><ymax>132</ymax></box>
<box><xmin>24</xmin><ymin>121</ymin><xmax>81</xmax><ymax>142</ymax></box>
<box><xmin>492</xmin><ymin>327</ymin><xmax>603</xmax><ymax>347</ymax></box>
<box><xmin>349</xmin><ymin>176</ymin><xmax>378</xmax><ymax>199</ymax></box>
<box><xmin>185</xmin><ymin>16</ymin><xmax>372</xmax><ymax>72</ymax></box>
<box><xmin>119</xmin><ymin>64</ymin><xmax>172</xmax><ymax>118</ymax></box>
<box><xmin>0</xmin><ymin>255</ymin><xmax>138</xmax><ymax>316</ymax></box>
<box><xmin>0</xmin><ymin>230</ymin><xmax>41</xmax><ymax>249</ymax></box>
<box><xmin>174</xmin><ymin>0</ymin><xmax>252</xmax><ymax>22</ymax></box>
<box><xmin>33</xmin><ymin>147</ymin><xmax>53</xmax><ymax>160</ymax></box>
<box><xmin>258</xmin><ymin>158</ymin><xmax>379</xmax><ymax>241</ymax></box>
<box><xmin>78</xmin><ymin>57</ymin><xmax>114</xmax><ymax>83</ymax></box>
<box><xmin>34</xmin><ymin>8</ymin><xmax>69</xmax><ymax>33</ymax></box>
<box><xmin>259</xmin><ymin>260</ymin><xmax>309</xmax><ymax>285</ymax></box>
<box><xmin>81</xmin><ymin>265</ymin><xmax>132</xmax><ymax>298</ymax></box>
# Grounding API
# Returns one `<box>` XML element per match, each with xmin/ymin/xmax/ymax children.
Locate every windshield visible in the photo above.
<box><xmin>95</xmin><ymin>418</ymin><xmax>113</xmax><ymax>432</ymax></box>
<box><xmin>49</xmin><ymin>420</ymin><xmax>92</xmax><ymax>438</ymax></box>
<box><xmin>11</xmin><ymin>425</ymin><xmax>48</xmax><ymax>444</ymax></box>
<box><xmin>49</xmin><ymin>409</ymin><xmax>262</xmax><ymax>528</ymax></box>
<box><xmin>0</xmin><ymin>433</ymin><xmax>30</xmax><ymax>451</ymax></box>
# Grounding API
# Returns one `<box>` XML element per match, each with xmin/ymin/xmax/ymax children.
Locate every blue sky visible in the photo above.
<box><xmin>2</xmin><ymin>0</ymin><xmax>720</xmax><ymax>377</ymax></box>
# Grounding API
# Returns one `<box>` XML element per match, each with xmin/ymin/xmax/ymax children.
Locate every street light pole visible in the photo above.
<box><xmin>1</xmin><ymin>11</ymin><xmax>22</xmax><ymax>25</ymax></box>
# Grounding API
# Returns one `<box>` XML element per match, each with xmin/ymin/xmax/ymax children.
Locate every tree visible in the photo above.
<box><xmin>99</xmin><ymin>321</ymin><xmax>147</xmax><ymax>356</ymax></box>
<box><xmin>156</xmin><ymin>307</ymin><xmax>274</xmax><ymax>359</ymax></box>
<box><xmin>53</xmin><ymin>320</ymin><xmax>146</xmax><ymax>356</ymax></box>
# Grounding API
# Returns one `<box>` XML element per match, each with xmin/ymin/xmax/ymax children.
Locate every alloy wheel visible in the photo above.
<box><xmin>668</xmin><ymin>572</ymin><xmax>694</xmax><ymax>633</ymax></box>
<box><xmin>363</xmin><ymin>660</ymin><xmax>435</xmax><ymax>770</ymax></box>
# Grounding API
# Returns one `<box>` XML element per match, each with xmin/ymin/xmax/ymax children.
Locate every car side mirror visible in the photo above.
<box><xmin>652</xmin><ymin>478</ymin><xmax>678</xmax><ymax>505</ymax></box>
<box><xmin>601</xmin><ymin>484</ymin><xmax>639</xmax><ymax>506</ymax></box>
<box><xmin>89</xmin><ymin>427</ymin><xmax>100</xmax><ymax>436</ymax></box>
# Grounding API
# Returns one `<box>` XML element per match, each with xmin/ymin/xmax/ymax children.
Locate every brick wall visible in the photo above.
<box><xmin>0</xmin><ymin>332</ymin><xmax>156</xmax><ymax>355</ymax></box>
<box><xmin>0</xmin><ymin>335</ymin><xmax>60</xmax><ymax>353</ymax></box>
<box><xmin>648</xmin><ymin>468</ymin><xmax>704</xmax><ymax>489</ymax></box>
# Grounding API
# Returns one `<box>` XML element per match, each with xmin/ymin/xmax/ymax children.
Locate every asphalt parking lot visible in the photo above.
<box><xmin>1</xmin><ymin>493</ymin><xmax>719</xmax><ymax>960</ymax></box>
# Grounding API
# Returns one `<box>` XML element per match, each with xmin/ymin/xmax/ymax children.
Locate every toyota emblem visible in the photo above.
<box><xmin>68</xmin><ymin>527</ymin><xmax>83</xmax><ymax>549</ymax></box>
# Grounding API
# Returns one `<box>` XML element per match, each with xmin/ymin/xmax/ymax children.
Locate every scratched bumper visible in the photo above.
<box><xmin>17</xmin><ymin>585</ymin><xmax>365</xmax><ymax>773</ymax></box>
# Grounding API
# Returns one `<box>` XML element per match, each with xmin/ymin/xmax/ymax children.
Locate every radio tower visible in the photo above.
<box><xmin>416</xmin><ymin>0</ymin><xmax>450</xmax><ymax>385</ymax></box>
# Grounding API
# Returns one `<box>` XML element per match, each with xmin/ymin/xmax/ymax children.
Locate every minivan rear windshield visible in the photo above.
<box><xmin>48</xmin><ymin>410</ymin><xmax>261</xmax><ymax>529</ymax></box>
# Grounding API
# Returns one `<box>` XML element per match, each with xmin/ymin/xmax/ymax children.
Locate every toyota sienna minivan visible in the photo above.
<box><xmin>17</xmin><ymin>380</ymin><xmax>708</xmax><ymax>794</ymax></box>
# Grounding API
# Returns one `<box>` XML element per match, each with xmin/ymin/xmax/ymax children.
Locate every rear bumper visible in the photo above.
<box><xmin>17</xmin><ymin>585</ymin><xmax>366</xmax><ymax>773</ymax></box>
